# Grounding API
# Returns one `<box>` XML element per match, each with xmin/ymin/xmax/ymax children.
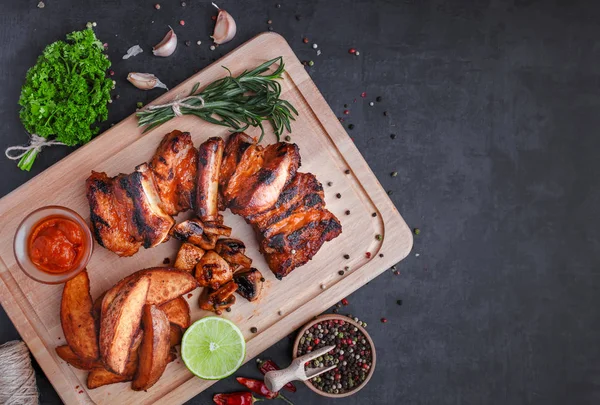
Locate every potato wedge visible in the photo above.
<box><xmin>60</xmin><ymin>270</ymin><xmax>99</xmax><ymax>361</ymax></box>
<box><xmin>174</xmin><ymin>243</ymin><xmax>205</xmax><ymax>273</ymax></box>
<box><xmin>195</xmin><ymin>251</ymin><xmax>232</xmax><ymax>289</ymax></box>
<box><xmin>195</xmin><ymin>137</ymin><xmax>224</xmax><ymax>222</ymax></box>
<box><xmin>87</xmin><ymin>331</ymin><xmax>143</xmax><ymax>389</ymax></box>
<box><xmin>100</xmin><ymin>275</ymin><xmax>150</xmax><ymax>375</ymax></box>
<box><xmin>159</xmin><ymin>297</ymin><xmax>191</xmax><ymax>329</ymax></box>
<box><xmin>101</xmin><ymin>268</ymin><xmax>198</xmax><ymax>315</ymax></box>
<box><xmin>169</xmin><ymin>324</ymin><xmax>183</xmax><ymax>347</ymax></box>
<box><xmin>56</xmin><ymin>345</ymin><xmax>102</xmax><ymax>371</ymax></box>
<box><xmin>132</xmin><ymin>305</ymin><xmax>170</xmax><ymax>391</ymax></box>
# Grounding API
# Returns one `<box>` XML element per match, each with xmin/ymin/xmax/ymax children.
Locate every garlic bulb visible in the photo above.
<box><xmin>127</xmin><ymin>73</ymin><xmax>168</xmax><ymax>91</ymax></box>
<box><xmin>211</xmin><ymin>3</ymin><xmax>236</xmax><ymax>45</ymax></box>
<box><xmin>153</xmin><ymin>27</ymin><xmax>177</xmax><ymax>57</ymax></box>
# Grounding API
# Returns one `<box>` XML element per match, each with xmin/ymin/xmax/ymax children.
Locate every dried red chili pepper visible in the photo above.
<box><xmin>213</xmin><ymin>392</ymin><xmax>262</xmax><ymax>405</ymax></box>
<box><xmin>236</xmin><ymin>378</ymin><xmax>294</xmax><ymax>404</ymax></box>
<box><xmin>257</xmin><ymin>359</ymin><xmax>297</xmax><ymax>392</ymax></box>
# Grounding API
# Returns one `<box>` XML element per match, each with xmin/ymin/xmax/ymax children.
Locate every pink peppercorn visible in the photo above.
<box><xmin>179</xmin><ymin>20</ymin><xmax>185</xmax><ymax>25</ymax></box>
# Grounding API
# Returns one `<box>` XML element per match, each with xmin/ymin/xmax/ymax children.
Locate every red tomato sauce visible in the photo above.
<box><xmin>28</xmin><ymin>216</ymin><xmax>85</xmax><ymax>274</ymax></box>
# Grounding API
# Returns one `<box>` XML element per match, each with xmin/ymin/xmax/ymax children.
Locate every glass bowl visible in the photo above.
<box><xmin>13</xmin><ymin>206</ymin><xmax>94</xmax><ymax>284</ymax></box>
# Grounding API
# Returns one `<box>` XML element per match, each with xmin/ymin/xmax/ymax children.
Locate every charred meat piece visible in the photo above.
<box><xmin>198</xmin><ymin>282</ymin><xmax>237</xmax><ymax>314</ymax></box>
<box><xmin>195</xmin><ymin>137</ymin><xmax>224</xmax><ymax>222</ymax></box>
<box><xmin>194</xmin><ymin>251</ymin><xmax>232</xmax><ymax>289</ymax></box>
<box><xmin>215</xmin><ymin>238</ymin><xmax>252</xmax><ymax>271</ymax></box>
<box><xmin>247</xmin><ymin>172</ymin><xmax>325</xmax><ymax>231</ymax></box>
<box><xmin>174</xmin><ymin>243</ymin><xmax>205</xmax><ymax>273</ymax></box>
<box><xmin>219</xmin><ymin>133</ymin><xmax>255</xmax><ymax>197</ymax></box>
<box><xmin>260</xmin><ymin>208</ymin><xmax>342</xmax><ymax>279</ymax></box>
<box><xmin>233</xmin><ymin>268</ymin><xmax>264</xmax><ymax>302</ymax></box>
<box><xmin>225</xmin><ymin>142</ymin><xmax>301</xmax><ymax>217</ymax></box>
<box><xmin>123</xmin><ymin>163</ymin><xmax>175</xmax><ymax>248</ymax></box>
<box><xmin>202</xmin><ymin>221</ymin><xmax>232</xmax><ymax>237</ymax></box>
<box><xmin>86</xmin><ymin>171</ymin><xmax>143</xmax><ymax>257</ymax></box>
<box><xmin>171</xmin><ymin>218</ymin><xmax>204</xmax><ymax>244</ymax></box>
<box><xmin>149</xmin><ymin>130</ymin><xmax>198</xmax><ymax>215</ymax></box>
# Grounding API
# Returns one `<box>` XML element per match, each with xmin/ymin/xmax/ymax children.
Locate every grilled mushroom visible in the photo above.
<box><xmin>195</xmin><ymin>251</ymin><xmax>232</xmax><ymax>289</ymax></box>
<box><xmin>215</xmin><ymin>238</ymin><xmax>252</xmax><ymax>271</ymax></box>
<box><xmin>198</xmin><ymin>281</ymin><xmax>238</xmax><ymax>314</ymax></box>
<box><xmin>233</xmin><ymin>268</ymin><xmax>264</xmax><ymax>302</ymax></box>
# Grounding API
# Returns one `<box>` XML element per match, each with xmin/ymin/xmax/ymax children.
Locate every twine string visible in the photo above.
<box><xmin>5</xmin><ymin>134</ymin><xmax>66</xmax><ymax>161</ymax></box>
<box><xmin>0</xmin><ymin>341</ymin><xmax>39</xmax><ymax>405</ymax></box>
<box><xmin>145</xmin><ymin>94</ymin><xmax>206</xmax><ymax>117</ymax></box>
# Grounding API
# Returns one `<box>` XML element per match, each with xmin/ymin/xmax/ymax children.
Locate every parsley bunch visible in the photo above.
<box><xmin>16</xmin><ymin>28</ymin><xmax>112</xmax><ymax>171</ymax></box>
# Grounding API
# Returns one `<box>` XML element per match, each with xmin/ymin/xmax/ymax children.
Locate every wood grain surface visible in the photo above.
<box><xmin>0</xmin><ymin>32</ymin><xmax>412</xmax><ymax>405</ymax></box>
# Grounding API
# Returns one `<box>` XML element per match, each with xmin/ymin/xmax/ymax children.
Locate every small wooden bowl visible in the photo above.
<box><xmin>293</xmin><ymin>314</ymin><xmax>376</xmax><ymax>398</ymax></box>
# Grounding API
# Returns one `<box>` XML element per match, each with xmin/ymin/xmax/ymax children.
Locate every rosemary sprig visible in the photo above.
<box><xmin>136</xmin><ymin>57</ymin><xmax>298</xmax><ymax>142</ymax></box>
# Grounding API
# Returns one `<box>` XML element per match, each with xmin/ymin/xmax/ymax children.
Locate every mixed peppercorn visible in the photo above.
<box><xmin>296</xmin><ymin>318</ymin><xmax>373</xmax><ymax>395</ymax></box>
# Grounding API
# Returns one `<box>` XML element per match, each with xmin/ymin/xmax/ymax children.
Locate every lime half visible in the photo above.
<box><xmin>181</xmin><ymin>316</ymin><xmax>246</xmax><ymax>380</ymax></box>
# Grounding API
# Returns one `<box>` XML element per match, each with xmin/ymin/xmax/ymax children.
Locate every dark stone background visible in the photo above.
<box><xmin>2</xmin><ymin>1</ymin><xmax>600</xmax><ymax>404</ymax></box>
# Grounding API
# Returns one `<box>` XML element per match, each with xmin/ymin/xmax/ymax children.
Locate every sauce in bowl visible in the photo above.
<box><xmin>29</xmin><ymin>216</ymin><xmax>86</xmax><ymax>274</ymax></box>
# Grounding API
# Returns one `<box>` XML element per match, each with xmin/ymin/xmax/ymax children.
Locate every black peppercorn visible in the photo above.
<box><xmin>345</xmin><ymin>210</ymin><xmax>350</xmax><ymax>215</ymax></box>
<box><xmin>348</xmin><ymin>124</ymin><xmax>355</xmax><ymax>130</ymax></box>
<box><xmin>343</xmin><ymin>254</ymin><xmax>350</xmax><ymax>259</ymax></box>
<box><xmin>338</xmin><ymin>270</ymin><xmax>344</xmax><ymax>275</ymax></box>
<box><xmin>250</xmin><ymin>327</ymin><xmax>258</xmax><ymax>333</ymax></box>
<box><xmin>336</xmin><ymin>193</ymin><xmax>342</xmax><ymax>198</ymax></box>
<box><xmin>376</xmin><ymin>96</ymin><xmax>382</xmax><ymax>102</ymax></box>
<box><xmin>390</xmin><ymin>133</ymin><xmax>396</xmax><ymax>139</ymax></box>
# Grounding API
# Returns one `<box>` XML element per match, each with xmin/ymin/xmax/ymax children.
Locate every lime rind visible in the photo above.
<box><xmin>181</xmin><ymin>316</ymin><xmax>246</xmax><ymax>380</ymax></box>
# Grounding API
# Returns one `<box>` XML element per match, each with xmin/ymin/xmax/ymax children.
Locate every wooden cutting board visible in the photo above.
<box><xmin>0</xmin><ymin>33</ymin><xmax>412</xmax><ymax>405</ymax></box>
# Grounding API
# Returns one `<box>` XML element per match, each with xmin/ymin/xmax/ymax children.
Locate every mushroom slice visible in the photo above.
<box><xmin>233</xmin><ymin>268</ymin><xmax>264</xmax><ymax>302</ymax></box>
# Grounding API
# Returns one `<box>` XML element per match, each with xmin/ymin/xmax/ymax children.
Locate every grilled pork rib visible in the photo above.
<box><xmin>195</xmin><ymin>137</ymin><xmax>224</xmax><ymax>222</ymax></box>
<box><xmin>149</xmin><ymin>130</ymin><xmax>197</xmax><ymax>216</ymax></box>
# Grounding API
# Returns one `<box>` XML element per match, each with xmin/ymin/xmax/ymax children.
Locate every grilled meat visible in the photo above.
<box><xmin>149</xmin><ymin>130</ymin><xmax>197</xmax><ymax>215</ymax></box>
<box><xmin>219</xmin><ymin>133</ymin><xmax>255</xmax><ymax>203</ymax></box>
<box><xmin>215</xmin><ymin>238</ymin><xmax>252</xmax><ymax>271</ymax></box>
<box><xmin>196</xmin><ymin>137</ymin><xmax>224</xmax><ymax>222</ymax></box>
<box><xmin>224</xmin><ymin>142</ymin><xmax>300</xmax><ymax>217</ymax></box>
<box><xmin>124</xmin><ymin>164</ymin><xmax>175</xmax><ymax>248</ymax></box>
<box><xmin>233</xmin><ymin>268</ymin><xmax>264</xmax><ymax>301</ymax></box>
<box><xmin>86</xmin><ymin>171</ymin><xmax>142</xmax><ymax>257</ymax></box>
<box><xmin>194</xmin><ymin>251</ymin><xmax>232</xmax><ymax>289</ymax></box>
<box><xmin>174</xmin><ymin>243</ymin><xmax>205</xmax><ymax>273</ymax></box>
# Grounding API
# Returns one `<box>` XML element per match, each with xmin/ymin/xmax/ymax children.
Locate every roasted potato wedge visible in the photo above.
<box><xmin>60</xmin><ymin>270</ymin><xmax>99</xmax><ymax>361</ymax></box>
<box><xmin>174</xmin><ymin>243</ymin><xmax>205</xmax><ymax>273</ymax></box>
<box><xmin>195</xmin><ymin>251</ymin><xmax>232</xmax><ymax>289</ymax></box>
<box><xmin>215</xmin><ymin>238</ymin><xmax>253</xmax><ymax>271</ymax></box>
<box><xmin>55</xmin><ymin>345</ymin><xmax>102</xmax><ymax>371</ymax></box>
<box><xmin>87</xmin><ymin>331</ymin><xmax>143</xmax><ymax>389</ymax></box>
<box><xmin>100</xmin><ymin>275</ymin><xmax>150</xmax><ymax>375</ymax></box>
<box><xmin>101</xmin><ymin>268</ymin><xmax>198</xmax><ymax>315</ymax></box>
<box><xmin>202</xmin><ymin>221</ymin><xmax>232</xmax><ymax>237</ymax></box>
<box><xmin>233</xmin><ymin>268</ymin><xmax>264</xmax><ymax>302</ymax></box>
<box><xmin>132</xmin><ymin>305</ymin><xmax>170</xmax><ymax>391</ymax></box>
<box><xmin>169</xmin><ymin>324</ymin><xmax>183</xmax><ymax>347</ymax></box>
<box><xmin>196</xmin><ymin>137</ymin><xmax>224</xmax><ymax>222</ymax></box>
<box><xmin>159</xmin><ymin>297</ymin><xmax>191</xmax><ymax>329</ymax></box>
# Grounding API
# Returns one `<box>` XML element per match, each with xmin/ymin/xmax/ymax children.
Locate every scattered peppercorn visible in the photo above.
<box><xmin>391</xmin><ymin>171</ymin><xmax>398</xmax><ymax>177</ymax></box>
<box><xmin>348</xmin><ymin>124</ymin><xmax>354</xmax><ymax>130</ymax></box>
<box><xmin>267</xmin><ymin>19</ymin><xmax>273</xmax><ymax>24</ymax></box>
<box><xmin>344</xmin><ymin>110</ymin><xmax>350</xmax><ymax>115</ymax></box>
<box><xmin>348</xmin><ymin>48</ymin><xmax>356</xmax><ymax>54</ymax></box>
<box><xmin>37</xmin><ymin>1</ymin><xmax>45</xmax><ymax>8</ymax></box>
<box><xmin>343</xmin><ymin>254</ymin><xmax>350</xmax><ymax>259</ymax></box>
<box><xmin>344</xmin><ymin>266</ymin><xmax>349</xmax><ymax>271</ymax></box>
<box><xmin>390</xmin><ymin>134</ymin><xmax>396</xmax><ymax>139</ymax></box>
<box><xmin>163</xmin><ymin>257</ymin><xmax>170</xmax><ymax>264</ymax></box>
<box><xmin>154</xmin><ymin>3</ymin><xmax>161</xmax><ymax>9</ymax></box>
<box><xmin>375</xmin><ymin>234</ymin><xmax>382</xmax><ymax>241</ymax></box>
<box><xmin>344</xmin><ymin>169</ymin><xmax>350</xmax><ymax>174</ymax></box>
<box><xmin>308</xmin><ymin>60</ymin><xmax>315</xmax><ymax>67</ymax></box>
<box><xmin>181</xmin><ymin>1</ymin><xmax>186</xmax><ymax>6</ymax></box>
<box><xmin>250</xmin><ymin>327</ymin><xmax>258</xmax><ymax>333</ymax></box>
<box><xmin>210</xmin><ymin>45</ymin><xmax>216</xmax><ymax>51</ymax></box>
<box><xmin>109</xmin><ymin>70</ymin><xmax>115</xmax><ymax>76</ymax></box>
<box><xmin>361</xmin><ymin>92</ymin><xmax>367</xmax><ymax>98</ymax></box>
<box><xmin>338</xmin><ymin>270</ymin><xmax>344</xmax><ymax>276</ymax></box>
<box><xmin>341</xmin><ymin>298</ymin><xmax>349</xmax><ymax>305</ymax></box>
<box><xmin>303</xmin><ymin>37</ymin><xmax>309</xmax><ymax>43</ymax></box>
<box><xmin>179</xmin><ymin>20</ymin><xmax>185</xmax><ymax>26</ymax></box>
<box><xmin>397</xmin><ymin>299</ymin><xmax>403</xmax><ymax>306</ymax></box>
<box><xmin>387</xmin><ymin>190</ymin><xmax>393</xmax><ymax>195</ymax></box>
<box><xmin>136</xmin><ymin>102</ymin><xmax>143</xmax><ymax>108</ymax></box>
<box><xmin>381</xmin><ymin>318</ymin><xmax>387</xmax><ymax>323</ymax></box>
<box><xmin>376</xmin><ymin>96</ymin><xmax>382</xmax><ymax>102</ymax></box>
<box><xmin>276</xmin><ymin>3</ymin><xmax>281</xmax><ymax>8</ymax></box>
<box><xmin>197</xmin><ymin>40</ymin><xmax>202</xmax><ymax>45</ymax></box>
<box><xmin>379</xmin><ymin>253</ymin><xmax>384</xmax><ymax>258</ymax></box>
<box><xmin>295</xmin><ymin>14</ymin><xmax>301</xmax><ymax>21</ymax></box>
<box><xmin>355</xmin><ymin>51</ymin><xmax>360</xmax><ymax>56</ymax></box>
<box><xmin>414</xmin><ymin>228</ymin><xmax>421</xmax><ymax>235</ymax></box>
<box><xmin>383</xmin><ymin>111</ymin><xmax>388</xmax><ymax>116</ymax></box>
<box><xmin>327</xmin><ymin>181</ymin><xmax>333</xmax><ymax>187</ymax></box>
<box><xmin>211</xmin><ymin>15</ymin><xmax>217</xmax><ymax>21</ymax></box>
<box><xmin>268</xmin><ymin>27</ymin><xmax>274</xmax><ymax>31</ymax></box>
<box><xmin>185</xmin><ymin>40</ymin><xmax>191</xmax><ymax>46</ymax></box>
<box><xmin>372</xmin><ymin>212</ymin><xmax>377</xmax><ymax>217</ymax></box>
<box><xmin>333</xmin><ymin>308</ymin><xmax>338</xmax><ymax>313</ymax></box>
<box><xmin>365</xmin><ymin>252</ymin><xmax>372</xmax><ymax>259</ymax></box>
<box><xmin>393</xmin><ymin>270</ymin><xmax>400</xmax><ymax>275</ymax></box>
<box><xmin>369</xmin><ymin>101</ymin><xmax>374</xmax><ymax>107</ymax></box>
<box><xmin>336</xmin><ymin>193</ymin><xmax>342</xmax><ymax>199</ymax></box>
<box><xmin>226</xmin><ymin>307</ymin><xmax>232</xmax><ymax>312</ymax></box>
<box><xmin>345</xmin><ymin>210</ymin><xmax>350</xmax><ymax>215</ymax></box>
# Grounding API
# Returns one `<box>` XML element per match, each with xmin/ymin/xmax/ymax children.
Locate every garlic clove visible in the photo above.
<box><xmin>211</xmin><ymin>3</ymin><xmax>236</xmax><ymax>45</ymax></box>
<box><xmin>127</xmin><ymin>73</ymin><xmax>168</xmax><ymax>91</ymax></box>
<box><xmin>153</xmin><ymin>27</ymin><xmax>177</xmax><ymax>57</ymax></box>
